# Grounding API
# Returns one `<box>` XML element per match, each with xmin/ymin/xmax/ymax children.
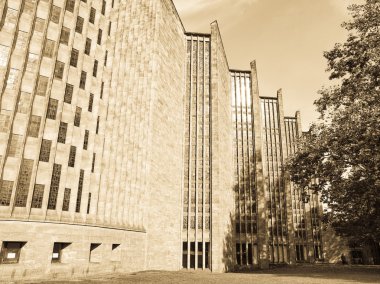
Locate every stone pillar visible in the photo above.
<box><xmin>250</xmin><ymin>61</ymin><xmax>269</xmax><ymax>269</ymax></box>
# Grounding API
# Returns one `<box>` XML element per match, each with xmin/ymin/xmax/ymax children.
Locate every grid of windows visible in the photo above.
<box><xmin>64</xmin><ymin>83</ymin><xmax>74</xmax><ymax>104</ymax></box>
<box><xmin>58</xmin><ymin>121</ymin><xmax>68</xmax><ymax>143</ymax></box>
<box><xmin>39</xmin><ymin>139</ymin><xmax>52</xmax><ymax>162</ymax></box>
<box><xmin>68</xmin><ymin>146</ymin><xmax>76</xmax><ymax>167</ymax></box>
<box><xmin>62</xmin><ymin>188</ymin><xmax>71</xmax><ymax>211</ymax></box>
<box><xmin>14</xmin><ymin>159</ymin><xmax>34</xmax><ymax>207</ymax></box>
<box><xmin>0</xmin><ymin>181</ymin><xmax>13</xmax><ymax>206</ymax></box>
<box><xmin>46</xmin><ymin>98</ymin><xmax>58</xmax><ymax>119</ymax></box>
<box><xmin>47</xmin><ymin>164</ymin><xmax>62</xmax><ymax>210</ymax></box>
<box><xmin>31</xmin><ymin>184</ymin><xmax>44</xmax><ymax>208</ymax></box>
<box><xmin>75</xmin><ymin>170</ymin><xmax>84</xmax><ymax>212</ymax></box>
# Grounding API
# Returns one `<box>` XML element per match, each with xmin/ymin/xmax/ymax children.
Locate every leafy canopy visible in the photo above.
<box><xmin>286</xmin><ymin>0</ymin><xmax>380</xmax><ymax>241</ymax></box>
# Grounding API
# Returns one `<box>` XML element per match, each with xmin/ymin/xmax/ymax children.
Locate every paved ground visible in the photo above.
<box><xmin>18</xmin><ymin>265</ymin><xmax>380</xmax><ymax>284</ymax></box>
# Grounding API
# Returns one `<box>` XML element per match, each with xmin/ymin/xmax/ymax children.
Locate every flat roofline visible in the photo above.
<box><xmin>260</xmin><ymin>96</ymin><xmax>278</xmax><ymax>100</ymax></box>
<box><xmin>284</xmin><ymin>116</ymin><xmax>297</xmax><ymax>119</ymax></box>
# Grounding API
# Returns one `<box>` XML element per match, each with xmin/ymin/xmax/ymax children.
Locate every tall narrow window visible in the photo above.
<box><xmin>68</xmin><ymin>146</ymin><xmax>76</xmax><ymax>167</ymax></box>
<box><xmin>54</xmin><ymin>61</ymin><xmax>65</xmax><ymax>79</ymax></box>
<box><xmin>108</xmin><ymin>22</ymin><xmax>111</xmax><ymax>36</ymax></box>
<box><xmin>91</xmin><ymin>153</ymin><xmax>96</xmax><ymax>173</ymax></box>
<box><xmin>62</xmin><ymin>188</ymin><xmax>71</xmax><ymax>211</ymax></box>
<box><xmin>93</xmin><ymin>60</ymin><xmax>98</xmax><ymax>77</ymax></box>
<box><xmin>47</xmin><ymin>164</ymin><xmax>62</xmax><ymax>209</ymax></box>
<box><xmin>97</xmin><ymin>29</ymin><xmax>102</xmax><ymax>44</ymax></box>
<box><xmin>70</xmin><ymin>48</ymin><xmax>79</xmax><ymax>67</ymax></box>
<box><xmin>101</xmin><ymin>0</ymin><xmax>106</xmax><ymax>15</ymax></box>
<box><xmin>43</xmin><ymin>40</ymin><xmax>55</xmax><ymax>58</ymax></box>
<box><xmin>75</xmin><ymin>170</ymin><xmax>84</xmax><ymax>212</ymax></box>
<box><xmin>58</xmin><ymin>122</ymin><xmax>68</xmax><ymax>143</ymax></box>
<box><xmin>85</xmin><ymin>38</ymin><xmax>91</xmax><ymax>55</ymax></box>
<box><xmin>15</xmin><ymin>159</ymin><xmax>34</xmax><ymax>207</ymax></box>
<box><xmin>75</xmin><ymin>16</ymin><xmax>84</xmax><ymax>33</ymax></box>
<box><xmin>8</xmin><ymin>134</ymin><xmax>22</xmax><ymax>157</ymax></box>
<box><xmin>64</xmin><ymin>83</ymin><xmax>74</xmax><ymax>104</ymax></box>
<box><xmin>46</xmin><ymin>98</ymin><xmax>58</xmax><ymax>120</ymax></box>
<box><xmin>100</xmin><ymin>81</ymin><xmax>104</xmax><ymax>99</ymax></box>
<box><xmin>65</xmin><ymin>0</ymin><xmax>75</xmax><ymax>12</ymax></box>
<box><xmin>60</xmin><ymin>27</ymin><xmax>70</xmax><ymax>45</ymax></box>
<box><xmin>79</xmin><ymin>71</ymin><xmax>86</xmax><ymax>89</ymax></box>
<box><xmin>96</xmin><ymin>116</ymin><xmax>100</xmax><ymax>134</ymax></box>
<box><xmin>89</xmin><ymin>7</ymin><xmax>96</xmax><ymax>24</ymax></box>
<box><xmin>87</xmin><ymin>192</ymin><xmax>91</xmax><ymax>214</ymax></box>
<box><xmin>39</xmin><ymin>139</ymin><xmax>52</xmax><ymax>162</ymax></box>
<box><xmin>18</xmin><ymin>92</ymin><xmax>31</xmax><ymax>114</ymax></box>
<box><xmin>88</xmin><ymin>94</ymin><xmax>94</xmax><ymax>112</ymax></box>
<box><xmin>31</xmin><ymin>184</ymin><xmax>44</xmax><ymax>208</ymax></box>
<box><xmin>28</xmin><ymin>115</ymin><xmax>41</xmax><ymax>137</ymax></box>
<box><xmin>104</xmin><ymin>51</ymin><xmax>108</xmax><ymax>66</ymax></box>
<box><xmin>36</xmin><ymin>76</ymin><xmax>49</xmax><ymax>96</ymax></box>
<box><xmin>50</xmin><ymin>6</ymin><xmax>61</xmax><ymax>24</ymax></box>
<box><xmin>74</xmin><ymin>107</ymin><xmax>81</xmax><ymax>127</ymax></box>
<box><xmin>0</xmin><ymin>181</ymin><xmax>14</xmax><ymax>206</ymax></box>
<box><xmin>83</xmin><ymin>130</ymin><xmax>89</xmax><ymax>150</ymax></box>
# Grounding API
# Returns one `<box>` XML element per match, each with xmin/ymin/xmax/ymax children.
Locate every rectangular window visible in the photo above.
<box><xmin>97</xmin><ymin>29</ymin><xmax>102</xmax><ymax>44</ymax></box>
<box><xmin>100</xmin><ymin>81</ymin><xmax>104</xmax><ymax>99</ymax></box>
<box><xmin>39</xmin><ymin>139</ymin><xmax>52</xmax><ymax>162</ymax></box>
<box><xmin>50</xmin><ymin>5</ymin><xmax>61</xmax><ymax>24</ymax></box>
<box><xmin>68</xmin><ymin>146</ymin><xmax>76</xmax><ymax>167</ymax></box>
<box><xmin>28</xmin><ymin>115</ymin><xmax>41</xmax><ymax>137</ymax></box>
<box><xmin>85</xmin><ymin>38</ymin><xmax>91</xmax><ymax>55</ymax></box>
<box><xmin>46</xmin><ymin>98</ymin><xmax>58</xmax><ymax>120</ymax></box>
<box><xmin>79</xmin><ymin>71</ymin><xmax>86</xmax><ymax>89</ymax></box>
<box><xmin>62</xmin><ymin>188</ymin><xmax>71</xmax><ymax>211</ymax></box>
<box><xmin>74</xmin><ymin>107</ymin><xmax>81</xmax><ymax>127</ymax></box>
<box><xmin>14</xmin><ymin>159</ymin><xmax>34</xmax><ymax>207</ymax></box>
<box><xmin>93</xmin><ymin>60</ymin><xmax>98</xmax><ymax>77</ymax></box>
<box><xmin>47</xmin><ymin>164</ymin><xmax>62</xmax><ymax>210</ymax></box>
<box><xmin>8</xmin><ymin>134</ymin><xmax>22</xmax><ymax>157</ymax></box>
<box><xmin>91</xmin><ymin>153</ymin><xmax>96</xmax><ymax>173</ymax></box>
<box><xmin>87</xmin><ymin>192</ymin><xmax>91</xmax><ymax>214</ymax></box>
<box><xmin>0</xmin><ymin>242</ymin><xmax>25</xmax><ymax>264</ymax></box>
<box><xmin>89</xmin><ymin>7</ymin><xmax>96</xmax><ymax>24</ymax></box>
<box><xmin>75</xmin><ymin>170</ymin><xmax>84</xmax><ymax>212</ymax></box>
<box><xmin>0</xmin><ymin>181</ymin><xmax>13</xmax><ymax>206</ymax></box>
<box><xmin>36</xmin><ymin>76</ymin><xmax>49</xmax><ymax>96</ymax></box>
<box><xmin>88</xmin><ymin>94</ymin><xmax>94</xmax><ymax>112</ymax></box>
<box><xmin>70</xmin><ymin>48</ymin><xmax>79</xmax><ymax>67</ymax></box>
<box><xmin>18</xmin><ymin>92</ymin><xmax>31</xmax><ymax>114</ymax></box>
<box><xmin>96</xmin><ymin>116</ymin><xmax>100</xmax><ymax>134</ymax></box>
<box><xmin>60</xmin><ymin>27</ymin><xmax>70</xmax><ymax>45</ymax></box>
<box><xmin>58</xmin><ymin>121</ymin><xmax>68</xmax><ymax>143</ymax></box>
<box><xmin>66</xmin><ymin>0</ymin><xmax>75</xmax><ymax>13</ymax></box>
<box><xmin>43</xmin><ymin>40</ymin><xmax>55</xmax><ymax>58</ymax></box>
<box><xmin>83</xmin><ymin>130</ymin><xmax>89</xmax><ymax>150</ymax></box>
<box><xmin>104</xmin><ymin>51</ymin><xmax>108</xmax><ymax>66</ymax></box>
<box><xmin>31</xmin><ymin>184</ymin><xmax>44</xmax><ymax>208</ymax></box>
<box><xmin>101</xmin><ymin>0</ymin><xmax>106</xmax><ymax>15</ymax></box>
<box><xmin>52</xmin><ymin>243</ymin><xmax>70</xmax><ymax>263</ymax></box>
<box><xmin>75</xmin><ymin>16</ymin><xmax>84</xmax><ymax>34</ymax></box>
<box><xmin>64</xmin><ymin>83</ymin><xmax>74</xmax><ymax>104</ymax></box>
<box><xmin>54</xmin><ymin>61</ymin><xmax>65</xmax><ymax>79</ymax></box>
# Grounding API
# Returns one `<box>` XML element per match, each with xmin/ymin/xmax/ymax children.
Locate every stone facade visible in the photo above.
<box><xmin>0</xmin><ymin>0</ymin><xmax>327</xmax><ymax>281</ymax></box>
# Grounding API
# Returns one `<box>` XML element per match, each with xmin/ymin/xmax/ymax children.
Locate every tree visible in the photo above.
<box><xmin>286</xmin><ymin>0</ymin><xmax>380</xmax><ymax>242</ymax></box>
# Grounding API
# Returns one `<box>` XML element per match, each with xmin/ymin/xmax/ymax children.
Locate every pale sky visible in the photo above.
<box><xmin>172</xmin><ymin>0</ymin><xmax>361</xmax><ymax>130</ymax></box>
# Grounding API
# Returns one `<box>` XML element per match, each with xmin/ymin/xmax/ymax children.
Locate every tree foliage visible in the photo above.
<box><xmin>286</xmin><ymin>0</ymin><xmax>380</xmax><ymax>241</ymax></box>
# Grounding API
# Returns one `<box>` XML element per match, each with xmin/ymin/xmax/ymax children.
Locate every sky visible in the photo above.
<box><xmin>172</xmin><ymin>0</ymin><xmax>362</xmax><ymax>130</ymax></box>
